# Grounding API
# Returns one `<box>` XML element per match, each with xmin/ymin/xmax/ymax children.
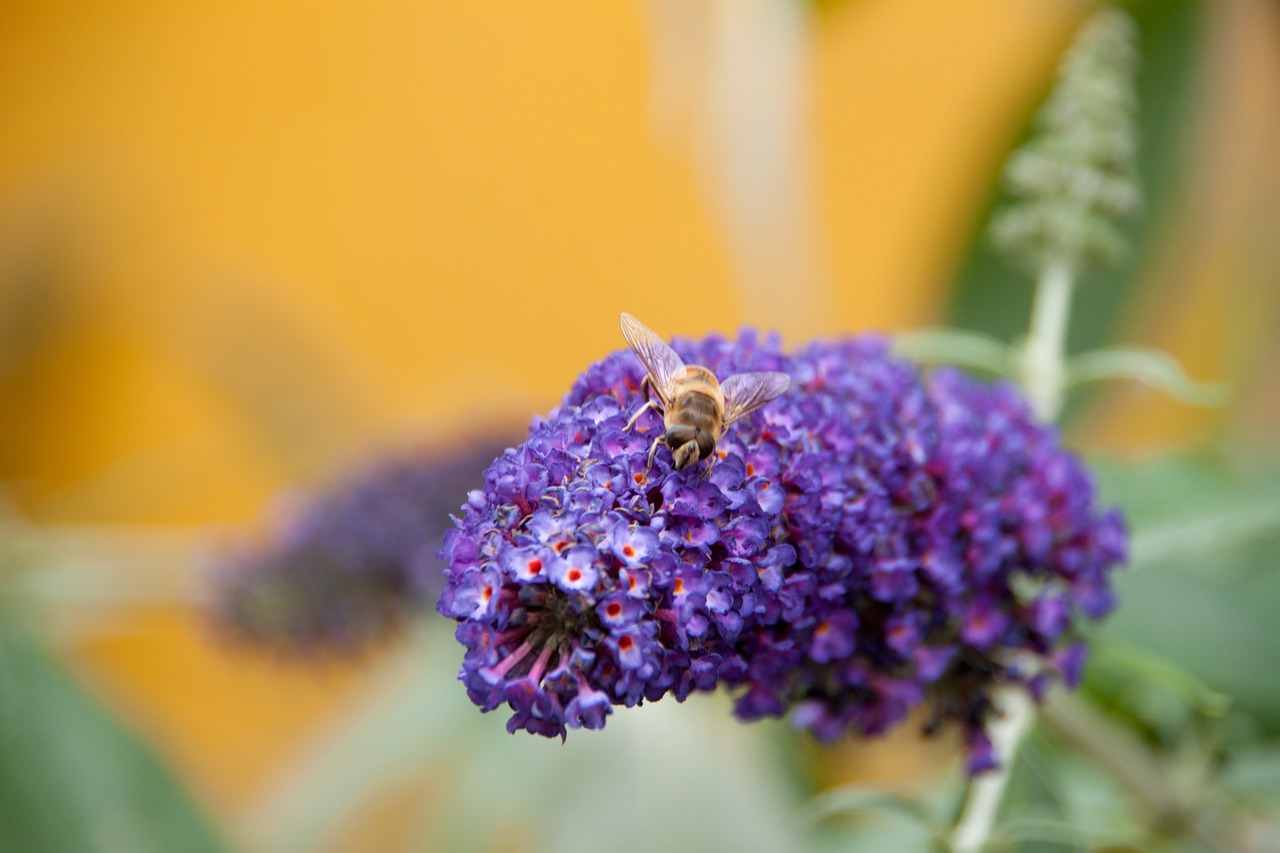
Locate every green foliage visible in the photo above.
<box><xmin>892</xmin><ymin>329</ymin><xmax>1013</xmax><ymax>377</ymax></box>
<box><xmin>0</xmin><ymin>618</ymin><xmax>225</xmax><ymax>853</ymax></box>
<box><xmin>1065</xmin><ymin>345</ymin><xmax>1227</xmax><ymax>406</ymax></box>
<box><xmin>1092</xmin><ymin>452</ymin><xmax>1280</xmax><ymax>728</ymax></box>
<box><xmin>0</xmin><ymin>517</ymin><xmax>222</xmax><ymax>853</ymax></box>
<box><xmin>892</xmin><ymin>329</ymin><xmax>1222</xmax><ymax>412</ymax></box>
<box><xmin>800</xmin><ymin>784</ymin><xmax>935</xmax><ymax>830</ymax></box>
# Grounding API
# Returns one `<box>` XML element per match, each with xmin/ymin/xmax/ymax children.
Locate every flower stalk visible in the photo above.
<box><xmin>949</xmin><ymin>261</ymin><xmax>1075</xmax><ymax>842</ymax></box>
<box><xmin>1020</xmin><ymin>261</ymin><xmax>1076</xmax><ymax>422</ymax></box>
<box><xmin>950</xmin><ymin>687</ymin><xmax>1035</xmax><ymax>853</ymax></box>
<box><xmin>949</xmin><ymin>6</ymin><xmax>1141</xmax><ymax>849</ymax></box>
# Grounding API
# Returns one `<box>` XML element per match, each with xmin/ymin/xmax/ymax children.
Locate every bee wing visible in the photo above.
<box><xmin>721</xmin><ymin>371</ymin><xmax>791</xmax><ymax>427</ymax></box>
<box><xmin>619</xmin><ymin>312</ymin><xmax>685</xmax><ymax>406</ymax></box>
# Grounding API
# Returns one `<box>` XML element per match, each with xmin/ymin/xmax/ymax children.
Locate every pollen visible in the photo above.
<box><xmin>567</xmin><ymin>568</ymin><xmax>583</xmax><ymax>583</ymax></box>
<box><xmin>673</xmin><ymin>578</ymin><xmax>684</xmax><ymax>594</ymax></box>
<box><xmin>606</xmin><ymin>602</ymin><xmax>622</xmax><ymax>618</ymax></box>
<box><xmin>528</xmin><ymin>558</ymin><xmax>543</xmax><ymax>575</ymax></box>
<box><xmin>618</xmin><ymin>636</ymin><xmax>634</xmax><ymax>651</ymax></box>
<box><xmin>746</xmin><ymin>463</ymin><xmax>755</xmax><ymax>476</ymax></box>
<box><xmin>622</xmin><ymin>545</ymin><xmax>635</xmax><ymax>558</ymax></box>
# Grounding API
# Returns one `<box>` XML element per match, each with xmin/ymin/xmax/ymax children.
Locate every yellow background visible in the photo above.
<box><xmin>1</xmin><ymin>0</ymin><xmax>1276</xmax><ymax>838</ymax></box>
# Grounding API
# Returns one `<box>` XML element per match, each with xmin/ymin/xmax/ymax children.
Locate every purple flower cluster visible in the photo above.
<box><xmin>211</xmin><ymin>440</ymin><xmax>507</xmax><ymax>654</ymax></box>
<box><xmin>437</xmin><ymin>331</ymin><xmax>1125</xmax><ymax>768</ymax></box>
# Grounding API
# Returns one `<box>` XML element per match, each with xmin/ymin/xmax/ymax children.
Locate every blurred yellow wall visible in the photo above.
<box><xmin>0</xmin><ymin>0</ymin><xmax>1081</xmax><ymax>527</ymax></box>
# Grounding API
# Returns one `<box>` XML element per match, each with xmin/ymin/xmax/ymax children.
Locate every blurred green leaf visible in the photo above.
<box><xmin>1066</xmin><ymin>345</ymin><xmax>1228</xmax><ymax>406</ymax></box>
<box><xmin>999</xmin><ymin>729</ymin><xmax>1154</xmax><ymax>851</ymax></box>
<box><xmin>799</xmin><ymin>784</ymin><xmax>934</xmax><ymax>829</ymax></box>
<box><xmin>893</xmin><ymin>329</ymin><xmax>1012</xmax><ymax>377</ymax></box>
<box><xmin>993</xmin><ymin>815</ymin><xmax>1133</xmax><ymax>848</ymax></box>
<box><xmin>1092</xmin><ymin>641</ymin><xmax>1231</xmax><ymax>718</ymax></box>
<box><xmin>1093</xmin><ymin>452</ymin><xmax>1280</xmax><ymax>571</ymax></box>
<box><xmin>1090</xmin><ymin>452</ymin><xmax>1280</xmax><ymax>730</ymax></box>
<box><xmin>1220</xmin><ymin>744</ymin><xmax>1280</xmax><ymax>809</ymax></box>
<box><xmin>1128</xmin><ymin>496</ymin><xmax>1280</xmax><ymax>572</ymax></box>
<box><xmin>0</xmin><ymin>617</ymin><xmax>224</xmax><ymax>853</ymax></box>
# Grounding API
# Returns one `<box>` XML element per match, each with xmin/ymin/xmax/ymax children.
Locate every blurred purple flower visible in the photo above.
<box><xmin>437</xmin><ymin>331</ymin><xmax>1126</xmax><ymax>768</ymax></box>
<box><xmin>211</xmin><ymin>440</ymin><xmax>508</xmax><ymax>654</ymax></box>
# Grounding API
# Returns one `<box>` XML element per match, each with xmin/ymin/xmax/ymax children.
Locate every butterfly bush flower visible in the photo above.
<box><xmin>437</xmin><ymin>332</ymin><xmax>1125</xmax><ymax>765</ymax></box>
<box><xmin>212</xmin><ymin>441</ymin><xmax>506</xmax><ymax>654</ymax></box>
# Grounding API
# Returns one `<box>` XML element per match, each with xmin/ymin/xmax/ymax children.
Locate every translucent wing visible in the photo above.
<box><xmin>619</xmin><ymin>312</ymin><xmax>685</xmax><ymax>406</ymax></box>
<box><xmin>721</xmin><ymin>371</ymin><xmax>791</xmax><ymax>426</ymax></box>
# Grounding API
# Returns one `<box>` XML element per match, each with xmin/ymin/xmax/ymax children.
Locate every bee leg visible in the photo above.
<box><xmin>699</xmin><ymin>454</ymin><xmax>716</xmax><ymax>481</ymax></box>
<box><xmin>645</xmin><ymin>435</ymin><xmax>665</xmax><ymax>473</ymax></box>
<box><xmin>626</xmin><ymin>401</ymin><xmax>658</xmax><ymax>432</ymax></box>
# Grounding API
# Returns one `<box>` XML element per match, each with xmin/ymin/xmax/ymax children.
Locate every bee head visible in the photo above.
<box><xmin>665</xmin><ymin>425</ymin><xmax>717</xmax><ymax>469</ymax></box>
<box><xmin>694</xmin><ymin>430</ymin><xmax>716</xmax><ymax>461</ymax></box>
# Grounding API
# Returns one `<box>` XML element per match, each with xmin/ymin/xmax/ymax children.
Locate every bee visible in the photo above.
<box><xmin>619</xmin><ymin>312</ymin><xmax>791</xmax><ymax>475</ymax></box>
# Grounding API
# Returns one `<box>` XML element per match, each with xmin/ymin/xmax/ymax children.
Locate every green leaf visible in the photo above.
<box><xmin>993</xmin><ymin>814</ymin><xmax>1136</xmax><ymax>848</ymax></box>
<box><xmin>892</xmin><ymin>329</ymin><xmax>1012</xmax><ymax>376</ymax></box>
<box><xmin>1090</xmin><ymin>453</ymin><xmax>1280</xmax><ymax>728</ymax></box>
<box><xmin>800</xmin><ymin>784</ymin><xmax>935</xmax><ymax>829</ymax></box>
<box><xmin>1092</xmin><ymin>640</ymin><xmax>1232</xmax><ymax>717</ymax></box>
<box><xmin>1220</xmin><ymin>744</ymin><xmax>1280</xmax><ymax>809</ymax></box>
<box><xmin>0</xmin><ymin>618</ymin><xmax>225</xmax><ymax>853</ymax></box>
<box><xmin>1065</xmin><ymin>345</ymin><xmax>1228</xmax><ymax>406</ymax></box>
<box><xmin>1128</xmin><ymin>495</ymin><xmax>1280</xmax><ymax>571</ymax></box>
<box><xmin>1092</xmin><ymin>452</ymin><xmax>1280</xmax><ymax>573</ymax></box>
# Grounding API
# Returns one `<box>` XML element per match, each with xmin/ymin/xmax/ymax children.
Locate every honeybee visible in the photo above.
<box><xmin>619</xmin><ymin>312</ymin><xmax>791</xmax><ymax>474</ymax></box>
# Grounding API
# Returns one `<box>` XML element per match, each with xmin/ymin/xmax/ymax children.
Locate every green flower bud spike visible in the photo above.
<box><xmin>992</xmin><ymin>7</ymin><xmax>1142</xmax><ymax>277</ymax></box>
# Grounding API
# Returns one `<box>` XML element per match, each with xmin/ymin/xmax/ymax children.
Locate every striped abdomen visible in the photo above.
<box><xmin>664</xmin><ymin>366</ymin><xmax>725</xmax><ymax>466</ymax></box>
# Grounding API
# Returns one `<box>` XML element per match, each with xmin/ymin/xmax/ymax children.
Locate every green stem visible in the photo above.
<box><xmin>948</xmin><ymin>262</ymin><xmax>1077</xmax><ymax>851</ymax></box>
<box><xmin>1019</xmin><ymin>261</ymin><xmax>1076</xmax><ymax>422</ymax></box>
<box><xmin>950</xmin><ymin>688</ymin><xmax>1035</xmax><ymax>853</ymax></box>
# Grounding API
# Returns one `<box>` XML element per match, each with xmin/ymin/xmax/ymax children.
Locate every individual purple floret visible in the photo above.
<box><xmin>436</xmin><ymin>330</ymin><xmax>1125</xmax><ymax>767</ymax></box>
<box><xmin>212</xmin><ymin>440</ymin><xmax>507</xmax><ymax>654</ymax></box>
